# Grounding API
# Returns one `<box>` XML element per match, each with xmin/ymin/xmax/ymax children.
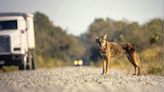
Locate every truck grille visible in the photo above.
<box><xmin>0</xmin><ymin>36</ymin><xmax>10</xmax><ymax>52</ymax></box>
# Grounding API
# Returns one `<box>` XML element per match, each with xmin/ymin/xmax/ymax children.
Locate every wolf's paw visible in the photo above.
<box><xmin>100</xmin><ymin>72</ymin><xmax>105</xmax><ymax>75</ymax></box>
<box><xmin>138</xmin><ymin>72</ymin><xmax>141</xmax><ymax>75</ymax></box>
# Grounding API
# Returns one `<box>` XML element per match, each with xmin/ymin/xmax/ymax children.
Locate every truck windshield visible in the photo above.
<box><xmin>0</xmin><ymin>20</ymin><xmax>17</xmax><ymax>30</ymax></box>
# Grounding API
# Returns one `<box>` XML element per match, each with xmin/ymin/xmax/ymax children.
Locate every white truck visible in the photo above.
<box><xmin>0</xmin><ymin>13</ymin><xmax>36</xmax><ymax>70</ymax></box>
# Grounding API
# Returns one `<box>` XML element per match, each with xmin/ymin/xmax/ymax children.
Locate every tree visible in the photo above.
<box><xmin>34</xmin><ymin>12</ymin><xmax>85</xmax><ymax>64</ymax></box>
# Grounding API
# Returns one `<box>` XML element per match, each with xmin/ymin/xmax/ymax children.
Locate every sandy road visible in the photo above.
<box><xmin>0</xmin><ymin>66</ymin><xmax>164</xmax><ymax>92</ymax></box>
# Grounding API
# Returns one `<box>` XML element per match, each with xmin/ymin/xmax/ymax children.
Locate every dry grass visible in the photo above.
<box><xmin>1</xmin><ymin>46</ymin><xmax>163</xmax><ymax>76</ymax></box>
<box><xmin>0</xmin><ymin>66</ymin><xmax>18</xmax><ymax>73</ymax></box>
<box><xmin>36</xmin><ymin>54</ymin><xmax>72</xmax><ymax>68</ymax></box>
<box><xmin>94</xmin><ymin>46</ymin><xmax>164</xmax><ymax>75</ymax></box>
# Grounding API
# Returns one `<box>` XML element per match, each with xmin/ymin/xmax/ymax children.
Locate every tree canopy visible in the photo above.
<box><xmin>80</xmin><ymin>18</ymin><xmax>164</xmax><ymax>63</ymax></box>
<box><xmin>33</xmin><ymin>11</ymin><xmax>163</xmax><ymax>70</ymax></box>
<box><xmin>34</xmin><ymin>12</ymin><xmax>85</xmax><ymax>63</ymax></box>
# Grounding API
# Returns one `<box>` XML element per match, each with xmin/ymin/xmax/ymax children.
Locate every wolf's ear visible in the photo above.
<box><xmin>103</xmin><ymin>34</ymin><xmax>107</xmax><ymax>40</ymax></box>
<box><xmin>127</xmin><ymin>43</ymin><xmax>136</xmax><ymax>52</ymax></box>
<box><xmin>131</xmin><ymin>43</ymin><xmax>136</xmax><ymax>51</ymax></box>
<box><xmin>96</xmin><ymin>37</ymin><xmax>101</xmax><ymax>47</ymax></box>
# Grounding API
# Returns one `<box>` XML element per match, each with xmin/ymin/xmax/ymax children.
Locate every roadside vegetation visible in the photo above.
<box><xmin>33</xmin><ymin>12</ymin><xmax>164</xmax><ymax>75</ymax></box>
<box><xmin>80</xmin><ymin>17</ymin><xmax>164</xmax><ymax>75</ymax></box>
<box><xmin>1</xmin><ymin>12</ymin><xmax>163</xmax><ymax>75</ymax></box>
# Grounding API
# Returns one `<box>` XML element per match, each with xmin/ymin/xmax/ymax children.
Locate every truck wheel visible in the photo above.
<box><xmin>18</xmin><ymin>55</ymin><xmax>27</xmax><ymax>70</ymax></box>
<box><xmin>26</xmin><ymin>54</ymin><xmax>32</xmax><ymax>70</ymax></box>
<box><xmin>31</xmin><ymin>53</ymin><xmax>36</xmax><ymax>70</ymax></box>
<box><xmin>26</xmin><ymin>52</ymin><xmax>36</xmax><ymax>70</ymax></box>
<box><xmin>18</xmin><ymin>64</ymin><xmax>25</xmax><ymax>70</ymax></box>
<box><xmin>0</xmin><ymin>66</ymin><xmax>2</xmax><ymax>69</ymax></box>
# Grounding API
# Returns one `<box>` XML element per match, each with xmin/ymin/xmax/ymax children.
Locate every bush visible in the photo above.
<box><xmin>147</xmin><ymin>65</ymin><xmax>162</xmax><ymax>75</ymax></box>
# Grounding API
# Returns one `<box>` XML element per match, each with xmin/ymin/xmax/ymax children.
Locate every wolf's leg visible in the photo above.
<box><xmin>130</xmin><ymin>56</ymin><xmax>138</xmax><ymax>75</ymax></box>
<box><xmin>132</xmin><ymin>52</ymin><xmax>141</xmax><ymax>75</ymax></box>
<box><xmin>136</xmin><ymin>53</ymin><xmax>141</xmax><ymax>75</ymax></box>
<box><xmin>133</xmin><ymin>66</ymin><xmax>137</xmax><ymax>75</ymax></box>
<box><xmin>126</xmin><ymin>54</ymin><xmax>137</xmax><ymax>75</ymax></box>
<box><xmin>129</xmin><ymin>54</ymin><xmax>138</xmax><ymax>75</ymax></box>
<box><xmin>106</xmin><ymin>57</ymin><xmax>110</xmax><ymax>75</ymax></box>
<box><xmin>137</xmin><ymin>66</ymin><xmax>141</xmax><ymax>75</ymax></box>
<box><xmin>102</xmin><ymin>59</ymin><xmax>107</xmax><ymax>75</ymax></box>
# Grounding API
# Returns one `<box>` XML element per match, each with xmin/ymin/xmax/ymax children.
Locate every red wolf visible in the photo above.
<box><xmin>96</xmin><ymin>34</ymin><xmax>141</xmax><ymax>75</ymax></box>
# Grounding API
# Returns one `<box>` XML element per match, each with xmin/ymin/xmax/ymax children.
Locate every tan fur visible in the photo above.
<box><xmin>96</xmin><ymin>34</ymin><xmax>141</xmax><ymax>75</ymax></box>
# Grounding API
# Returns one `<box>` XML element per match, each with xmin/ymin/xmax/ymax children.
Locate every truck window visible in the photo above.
<box><xmin>0</xmin><ymin>20</ymin><xmax>17</xmax><ymax>30</ymax></box>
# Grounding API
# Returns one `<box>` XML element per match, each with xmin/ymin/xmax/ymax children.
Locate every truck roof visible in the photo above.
<box><xmin>0</xmin><ymin>12</ymin><xmax>33</xmax><ymax>18</ymax></box>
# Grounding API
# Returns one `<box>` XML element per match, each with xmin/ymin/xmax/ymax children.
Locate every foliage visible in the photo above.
<box><xmin>80</xmin><ymin>18</ymin><xmax>164</xmax><ymax>75</ymax></box>
<box><xmin>33</xmin><ymin>11</ymin><xmax>163</xmax><ymax>75</ymax></box>
<box><xmin>34</xmin><ymin>12</ymin><xmax>85</xmax><ymax>67</ymax></box>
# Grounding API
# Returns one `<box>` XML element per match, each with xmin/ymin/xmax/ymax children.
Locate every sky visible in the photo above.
<box><xmin>0</xmin><ymin>0</ymin><xmax>164</xmax><ymax>36</ymax></box>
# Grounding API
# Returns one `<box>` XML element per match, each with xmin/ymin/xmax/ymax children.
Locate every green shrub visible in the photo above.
<box><xmin>147</xmin><ymin>65</ymin><xmax>162</xmax><ymax>75</ymax></box>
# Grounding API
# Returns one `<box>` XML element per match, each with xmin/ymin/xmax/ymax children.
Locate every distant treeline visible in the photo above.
<box><xmin>80</xmin><ymin>17</ymin><xmax>164</xmax><ymax>63</ymax></box>
<box><xmin>34</xmin><ymin>12</ymin><xmax>85</xmax><ymax>67</ymax></box>
<box><xmin>34</xmin><ymin>11</ymin><xmax>164</xmax><ymax>74</ymax></box>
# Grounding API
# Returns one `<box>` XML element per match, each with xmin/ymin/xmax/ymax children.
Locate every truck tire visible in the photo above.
<box><xmin>18</xmin><ymin>64</ymin><xmax>25</xmax><ymax>70</ymax></box>
<box><xmin>0</xmin><ymin>66</ymin><xmax>2</xmax><ymax>70</ymax></box>
<box><xmin>31</xmin><ymin>53</ymin><xmax>36</xmax><ymax>70</ymax></box>
<box><xmin>26</xmin><ymin>54</ymin><xmax>32</xmax><ymax>70</ymax></box>
<box><xmin>18</xmin><ymin>55</ymin><xmax>27</xmax><ymax>70</ymax></box>
<box><xmin>26</xmin><ymin>51</ymin><xmax>36</xmax><ymax>70</ymax></box>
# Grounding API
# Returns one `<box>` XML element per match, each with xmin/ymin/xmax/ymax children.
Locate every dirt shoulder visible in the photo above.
<box><xmin>0</xmin><ymin>66</ymin><xmax>164</xmax><ymax>92</ymax></box>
